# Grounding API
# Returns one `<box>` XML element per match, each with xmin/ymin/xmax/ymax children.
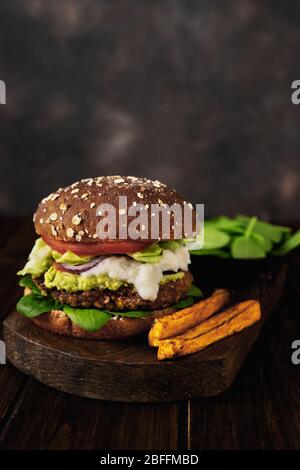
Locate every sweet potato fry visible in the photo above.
<box><xmin>148</xmin><ymin>288</ymin><xmax>230</xmax><ymax>346</ymax></box>
<box><xmin>171</xmin><ymin>299</ymin><xmax>255</xmax><ymax>341</ymax></box>
<box><xmin>157</xmin><ymin>300</ymin><xmax>261</xmax><ymax>360</ymax></box>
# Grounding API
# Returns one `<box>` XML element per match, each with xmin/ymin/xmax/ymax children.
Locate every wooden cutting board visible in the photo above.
<box><xmin>3</xmin><ymin>265</ymin><xmax>287</xmax><ymax>402</ymax></box>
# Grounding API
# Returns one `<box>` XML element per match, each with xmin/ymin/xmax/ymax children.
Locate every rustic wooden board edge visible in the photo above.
<box><xmin>3</xmin><ymin>266</ymin><xmax>287</xmax><ymax>402</ymax></box>
<box><xmin>4</xmin><ymin>320</ymin><xmax>228</xmax><ymax>402</ymax></box>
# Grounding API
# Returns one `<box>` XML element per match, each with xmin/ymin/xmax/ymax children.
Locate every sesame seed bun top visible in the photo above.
<box><xmin>34</xmin><ymin>176</ymin><xmax>195</xmax><ymax>243</ymax></box>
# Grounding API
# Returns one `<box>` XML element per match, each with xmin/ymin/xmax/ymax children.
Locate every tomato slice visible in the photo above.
<box><xmin>42</xmin><ymin>235</ymin><xmax>153</xmax><ymax>255</ymax></box>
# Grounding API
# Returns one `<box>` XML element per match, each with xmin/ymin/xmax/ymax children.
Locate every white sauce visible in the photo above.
<box><xmin>81</xmin><ymin>247</ymin><xmax>191</xmax><ymax>301</ymax></box>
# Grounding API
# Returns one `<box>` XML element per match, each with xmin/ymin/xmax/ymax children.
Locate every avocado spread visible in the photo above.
<box><xmin>44</xmin><ymin>266</ymin><xmax>184</xmax><ymax>292</ymax></box>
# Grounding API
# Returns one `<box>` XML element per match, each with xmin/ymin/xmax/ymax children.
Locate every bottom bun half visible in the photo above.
<box><xmin>31</xmin><ymin>306</ymin><xmax>176</xmax><ymax>341</ymax></box>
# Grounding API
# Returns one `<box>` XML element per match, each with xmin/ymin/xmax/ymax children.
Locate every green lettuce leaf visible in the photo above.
<box><xmin>183</xmin><ymin>234</ymin><xmax>203</xmax><ymax>251</ymax></box>
<box><xmin>128</xmin><ymin>240</ymin><xmax>182</xmax><ymax>263</ymax></box>
<box><xmin>52</xmin><ymin>250</ymin><xmax>93</xmax><ymax>265</ymax></box>
<box><xmin>159</xmin><ymin>240</ymin><xmax>182</xmax><ymax>251</ymax></box>
<box><xmin>17</xmin><ymin>238</ymin><xmax>52</xmax><ymax>277</ymax></box>
<box><xmin>128</xmin><ymin>243</ymin><xmax>162</xmax><ymax>263</ymax></box>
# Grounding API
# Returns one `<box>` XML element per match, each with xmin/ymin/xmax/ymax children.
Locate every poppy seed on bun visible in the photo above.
<box><xmin>34</xmin><ymin>175</ymin><xmax>195</xmax><ymax>243</ymax></box>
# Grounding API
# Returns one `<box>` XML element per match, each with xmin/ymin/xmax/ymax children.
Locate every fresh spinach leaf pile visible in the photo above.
<box><xmin>191</xmin><ymin>215</ymin><xmax>300</xmax><ymax>259</ymax></box>
<box><xmin>17</xmin><ymin>276</ymin><xmax>203</xmax><ymax>332</ymax></box>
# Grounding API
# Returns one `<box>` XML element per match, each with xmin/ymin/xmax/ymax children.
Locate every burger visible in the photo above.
<box><xmin>17</xmin><ymin>176</ymin><xmax>202</xmax><ymax>341</ymax></box>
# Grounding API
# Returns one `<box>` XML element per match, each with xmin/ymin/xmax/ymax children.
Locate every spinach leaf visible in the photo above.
<box><xmin>273</xmin><ymin>230</ymin><xmax>300</xmax><ymax>255</ymax></box>
<box><xmin>110</xmin><ymin>309</ymin><xmax>153</xmax><ymax>318</ymax></box>
<box><xmin>231</xmin><ymin>217</ymin><xmax>266</xmax><ymax>259</ymax></box>
<box><xmin>172</xmin><ymin>296</ymin><xmax>195</xmax><ymax>309</ymax></box>
<box><xmin>236</xmin><ymin>216</ymin><xmax>290</xmax><ymax>243</ymax></box>
<box><xmin>231</xmin><ymin>237</ymin><xmax>266</xmax><ymax>259</ymax></box>
<box><xmin>19</xmin><ymin>276</ymin><xmax>41</xmax><ymax>294</ymax></box>
<box><xmin>203</xmin><ymin>226</ymin><xmax>230</xmax><ymax>250</ymax></box>
<box><xmin>188</xmin><ymin>284</ymin><xmax>203</xmax><ymax>298</ymax></box>
<box><xmin>63</xmin><ymin>306</ymin><xmax>112</xmax><ymax>332</ymax></box>
<box><xmin>189</xmin><ymin>215</ymin><xmax>295</xmax><ymax>260</ymax></box>
<box><xmin>206</xmin><ymin>216</ymin><xmax>245</xmax><ymax>234</ymax></box>
<box><xmin>16</xmin><ymin>293</ymin><xmax>62</xmax><ymax>318</ymax></box>
<box><xmin>251</xmin><ymin>233</ymin><xmax>273</xmax><ymax>253</ymax></box>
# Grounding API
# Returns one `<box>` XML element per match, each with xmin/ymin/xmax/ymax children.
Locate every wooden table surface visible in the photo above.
<box><xmin>0</xmin><ymin>216</ymin><xmax>300</xmax><ymax>450</ymax></box>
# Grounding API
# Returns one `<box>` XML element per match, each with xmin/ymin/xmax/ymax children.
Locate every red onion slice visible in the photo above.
<box><xmin>54</xmin><ymin>256</ymin><xmax>106</xmax><ymax>274</ymax></box>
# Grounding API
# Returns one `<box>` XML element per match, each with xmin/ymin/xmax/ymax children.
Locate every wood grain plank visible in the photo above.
<box><xmin>0</xmin><ymin>364</ymin><xmax>27</xmax><ymax>436</ymax></box>
<box><xmin>188</xmin><ymin>290</ymin><xmax>300</xmax><ymax>450</ymax></box>
<box><xmin>0</xmin><ymin>379</ymin><xmax>179</xmax><ymax>450</ymax></box>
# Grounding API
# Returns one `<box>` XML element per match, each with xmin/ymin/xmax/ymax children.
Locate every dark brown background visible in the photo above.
<box><xmin>0</xmin><ymin>0</ymin><xmax>299</xmax><ymax>219</ymax></box>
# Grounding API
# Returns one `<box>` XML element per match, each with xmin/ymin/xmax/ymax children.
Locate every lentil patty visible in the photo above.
<box><xmin>34</xmin><ymin>270</ymin><xmax>193</xmax><ymax>311</ymax></box>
